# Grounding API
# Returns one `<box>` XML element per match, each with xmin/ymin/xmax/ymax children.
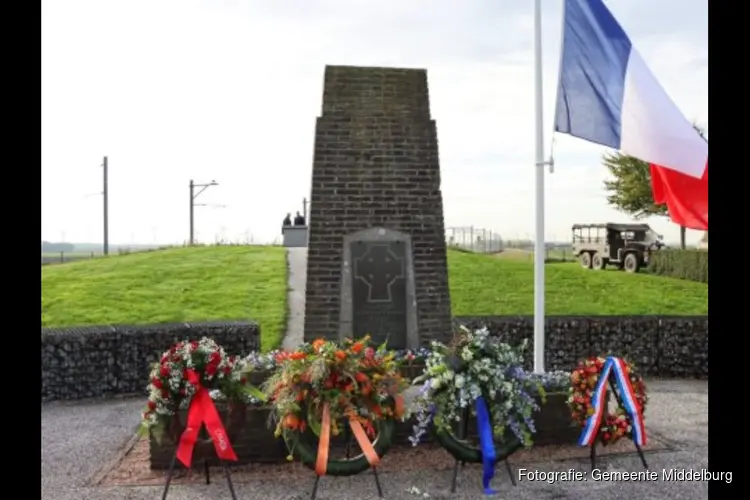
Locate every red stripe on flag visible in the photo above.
<box><xmin>649</xmin><ymin>162</ymin><xmax>708</xmax><ymax>231</ymax></box>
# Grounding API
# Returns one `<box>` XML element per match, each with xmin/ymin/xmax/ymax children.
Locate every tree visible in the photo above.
<box><xmin>602</xmin><ymin>124</ymin><xmax>707</xmax><ymax>249</ymax></box>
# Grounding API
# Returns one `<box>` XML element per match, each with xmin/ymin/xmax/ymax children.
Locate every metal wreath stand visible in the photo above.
<box><xmin>588</xmin><ymin>375</ymin><xmax>649</xmax><ymax>471</ymax></box>
<box><xmin>160</xmin><ymin>410</ymin><xmax>239</xmax><ymax>500</ymax></box>
<box><xmin>309</xmin><ymin>421</ymin><xmax>384</xmax><ymax>500</ymax></box>
<box><xmin>448</xmin><ymin>405</ymin><xmax>517</xmax><ymax>494</ymax></box>
<box><xmin>161</xmin><ymin>452</ymin><xmax>237</xmax><ymax>500</ymax></box>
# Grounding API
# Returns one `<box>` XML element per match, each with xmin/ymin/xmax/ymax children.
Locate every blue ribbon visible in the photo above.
<box><xmin>475</xmin><ymin>396</ymin><xmax>497</xmax><ymax>495</ymax></box>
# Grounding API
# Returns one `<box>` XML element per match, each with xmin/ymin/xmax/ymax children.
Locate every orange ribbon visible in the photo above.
<box><xmin>314</xmin><ymin>404</ymin><xmax>332</xmax><ymax>476</ymax></box>
<box><xmin>175</xmin><ymin>369</ymin><xmax>238</xmax><ymax>467</ymax></box>
<box><xmin>314</xmin><ymin>403</ymin><xmax>380</xmax><ymax>476</ymax></box>
<box><xmin>394</xmin><ymin>395</ymin><xmax>405</xmax><ymax>419</ymax></box>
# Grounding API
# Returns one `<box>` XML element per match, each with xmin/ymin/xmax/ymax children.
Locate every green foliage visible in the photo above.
<box><xmin>649</xmin><ymin>250</ymin><xmax>708</xmax><ymax>283</ymax></box>
<box><xmin>603</xmin><ymin>153</ymin><xmax>667</xmax><ymax>219</ymax></box>
<box><xmin>602</xmin><ymin>123</ymin><xmax>707</xmax><ymax>220</ymax></box>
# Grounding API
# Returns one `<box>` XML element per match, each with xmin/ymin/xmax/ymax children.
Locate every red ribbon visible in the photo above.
<box><xmin>175</xmin><ymin>369</ymin><xmax>238</xmax><ymax>467</ymax></box>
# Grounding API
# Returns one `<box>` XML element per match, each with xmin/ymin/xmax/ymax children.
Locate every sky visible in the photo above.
<box><xmin>41</xmin><ymin>0</ymin><xmax>708</xmax><ymax>246</ymax></box>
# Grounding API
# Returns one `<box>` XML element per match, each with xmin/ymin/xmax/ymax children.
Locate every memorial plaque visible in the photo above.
<box><xmin>350</xmin><ymin>240</ymin><xmax>408</xmax><ymax>349</ymax></box>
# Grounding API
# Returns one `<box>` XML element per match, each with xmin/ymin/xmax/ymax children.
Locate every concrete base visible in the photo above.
<box><xmin>282</xmin><ymin>226</ymin><xmax>308</xmax><ymax>247</ymax></box>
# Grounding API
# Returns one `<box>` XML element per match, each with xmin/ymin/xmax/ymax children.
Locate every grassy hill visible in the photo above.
<box><xmin>449</xmin><ymin>251</ymin><xmax>707</xmax><ymax>316</ymax></box>
<box><xmin>42</xmin><ymin>245</ymin><xmax>708</xmax><ymax>351</ymax></box>
<box><xmin>41</xmin><ymin>246</ymin><xmax>287</xmax><ymax>351</ymax></box>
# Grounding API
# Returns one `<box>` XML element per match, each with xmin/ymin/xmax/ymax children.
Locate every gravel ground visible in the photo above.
<box><xmin>43</xmin><ymin>380</ymin><xmax>712</xmax><ymax>500</ymax></box>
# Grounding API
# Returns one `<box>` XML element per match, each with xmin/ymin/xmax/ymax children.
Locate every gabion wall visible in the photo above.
<box><xmin>41</xmin><ymin>321</ymin><xmax>261</xmax><ymax>402</ymax></box>
<box><xmin>454</xmin><ymin>316</ymin><xmax>708</xmax><ymax>378</ymax></box>
<box><xmin>41</xmin><ymin>315</ymin><xmax>707</xmax><ymax>402</ymax></box>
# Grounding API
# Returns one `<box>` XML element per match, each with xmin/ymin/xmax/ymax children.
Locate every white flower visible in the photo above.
<box><xmin>454</xmin><ymin>374</ymin><xmax>465</xmax><ymax>389</ymax></box>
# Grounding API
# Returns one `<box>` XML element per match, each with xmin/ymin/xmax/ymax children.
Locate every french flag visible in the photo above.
<box><xmin>554</xmin><ymin>0</ymin><xmax>708</xmax><ymax>230</ymax></box>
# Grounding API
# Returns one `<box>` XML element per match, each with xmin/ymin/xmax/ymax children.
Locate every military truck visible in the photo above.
<box><xmin>571</xmin><ymin>223</ymin><xmax>663</xmax><ymax>273</ymax></box>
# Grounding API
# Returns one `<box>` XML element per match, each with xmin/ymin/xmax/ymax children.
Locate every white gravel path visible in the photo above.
<box><xmin>282</xmin><ymin>247</ymin><xmax>307</xmax><ymax>351</ymax></box>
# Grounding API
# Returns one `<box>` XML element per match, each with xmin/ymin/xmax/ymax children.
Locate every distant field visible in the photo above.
<box><xmin>41</xmin><ymin>246</ymin><xmax>288</xmax><ymax>351</ymax></box>
<box><xmin>42</xmin><ymin>245</ymin><xmax>707</xmax><ymax>353</ymax></box>
<box><xmin>42</xmin><ymin>251</ymin><xmax>99</xmax><ymax>257</ymax></box>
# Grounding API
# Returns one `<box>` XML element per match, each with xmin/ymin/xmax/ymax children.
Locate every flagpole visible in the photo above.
<box><xmin>532</xmin><ymin>0</ymin><xmax>546</xmax><ymax>373</ymax></box>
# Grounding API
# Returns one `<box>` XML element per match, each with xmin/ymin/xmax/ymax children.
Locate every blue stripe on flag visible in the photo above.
<box><xmin>554</xmin><ymin>0</ymin><xmax>633</xmax><ymax>149</ymax></box>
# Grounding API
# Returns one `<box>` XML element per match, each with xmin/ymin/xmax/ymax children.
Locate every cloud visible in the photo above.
<box><xmin>42</xmin><ymin>0</ymin><xmax>708</xmax><ymax>245</ymax></box>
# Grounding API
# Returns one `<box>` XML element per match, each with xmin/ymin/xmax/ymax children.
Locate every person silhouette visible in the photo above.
<box><xmin>282</xmin><ymin>213</ymin><xmax>292</xmax><ymax>227</ymax></box>
<box><xmin>293</xmin><ymin>211</ymin><xmax>306</xmax><ymax>226</ymax></box>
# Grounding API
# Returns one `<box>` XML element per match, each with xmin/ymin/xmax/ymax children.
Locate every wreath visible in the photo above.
<box><xmin>265</xmin><ymin>336</ymin><xmax>408</xmax><ymax>477</ymax></box>
<box><xmin>568</xmin><ymin>356</ymin><xmax>648</xmax><ymax>446</ymax></box>
<box><xmin>410</xmin><ymin>328</ymin><xmax>543</xmax><ymax>467</ymax></box>
<box><xmin>138</xmin><ymin>338</ymin><xmax>264</xmax><ymax>444</ymax></box>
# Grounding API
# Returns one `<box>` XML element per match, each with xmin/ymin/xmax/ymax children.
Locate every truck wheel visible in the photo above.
<box><xmin>592</xmin><ymin>253</ymin><xmax>606</xmax><ymax>270</ymax></box>
<box><xmin>623</xmin><ymin>253</ymin><xmax>640</xmax><ymax>273</ymax></box>
<box><xmin>580</xmin><ymin>252</ymin><xmax>592</xmax><ymax>269</ymax></box>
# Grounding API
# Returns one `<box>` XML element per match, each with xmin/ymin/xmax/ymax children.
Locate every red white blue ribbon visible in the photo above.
<box><xmin>578</xmin><ymin>356</ymin><xmax>647</xmax><ymax>447</ymax></box>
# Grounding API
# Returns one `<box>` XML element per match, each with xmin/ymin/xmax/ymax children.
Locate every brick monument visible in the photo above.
<box><xmin>303</xmin><ymin>65</ymin><xmax>452</xmax><ymax>349</ymax></box>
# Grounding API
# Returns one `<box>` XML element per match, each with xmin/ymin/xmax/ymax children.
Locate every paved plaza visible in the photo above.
<box><xmin>42</xmin><ymin>379</ymin><xmax>710</xmax><ymax>500</ymax></box>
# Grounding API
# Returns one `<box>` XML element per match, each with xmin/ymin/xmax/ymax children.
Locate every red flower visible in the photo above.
<box><xmin>161</xmin><ymin>390</ymin><xmax>169</xmax><ymax>398</ymax></box>
<box><xmin>275</xmin><ymin>352</ymin><xmax>291</xmax><ymax>363</ymax></box>
<box><xmin>223</xmin><ymin>366</ymin><xmax>232</xmax><ymax>374</ymax></box>
<box><xmin>147</xmin><ymin>400</ymin><xmax>156</xmax><ymax>411</ymax></box>
<box><xmin>355</xmin><ymin>372</ymin><xmax>369</xmax><ymax>383</ymax></box>
<box><xmin>206</xmin><ymin>364</ymin><xmax>217</xmax><ymax>376</ymax></box>
<box><xmin>209</xmin><ymin>351</ymin><xmax>221</xmax><ymax>364</ymax></box>
<box><xmin>152</xmin><ymin>378</ymin><xmax>163</xmax><ymax>389</ymax></box>
<box><xmin>160</xmin><ymin>365</ymin><xmax>170</xmax><ymax>377</ymax></box>
<box><xmin>191</xmin><ymin>340</ymin><xmax>199</xmax><ymax>349</ymax></box>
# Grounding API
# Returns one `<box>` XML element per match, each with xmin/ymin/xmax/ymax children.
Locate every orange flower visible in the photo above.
<box><xmin>351</xmin><ymin>342</ymin><xmax>364</xmax><ymax>354</ymax></box>
<box><xmin>354</xmin><ymin>372</ymin><xmax>369</xmax><ymax>383</ymax></box>
<box><xmin>290</xmin><ymin>352</ymin><xmax>307</xmax><ymax>361</ymax></box>
<box><xmin>335</xmin><ymin>350</ymin><xmax>347</xmax><ymax>361</ymax></box>
<box><xmin>312</xmin><ymin>339</ymin><xmax>326</xmax><ymax>352</ymax></box>
<box><xmin>283</xmin><ymin>414</ymin><xmax>300</xmax><ymax>430</ymax></box>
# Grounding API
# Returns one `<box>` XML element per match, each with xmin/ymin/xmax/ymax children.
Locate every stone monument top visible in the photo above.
<box><xmin>303</xmin><ymin>65</ymin><xmax>453</xmax><ymax>349</ymax></box>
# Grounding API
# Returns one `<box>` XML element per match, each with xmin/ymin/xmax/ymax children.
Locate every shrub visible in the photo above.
<box><xmin>649</xmin><ymin>249</ymin><xmax>708</xmax><ymax>283</ymax></box>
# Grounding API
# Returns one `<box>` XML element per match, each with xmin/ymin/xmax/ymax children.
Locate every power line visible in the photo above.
<box><xmin>102</xmin><ymin>156</ymin><xmax>109</xmax><ymax>256</ymax></box>
<box><xmin>189</xmin><ymin>179</ymin><xmax>218</xmax><ymax>245</ymax></box>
